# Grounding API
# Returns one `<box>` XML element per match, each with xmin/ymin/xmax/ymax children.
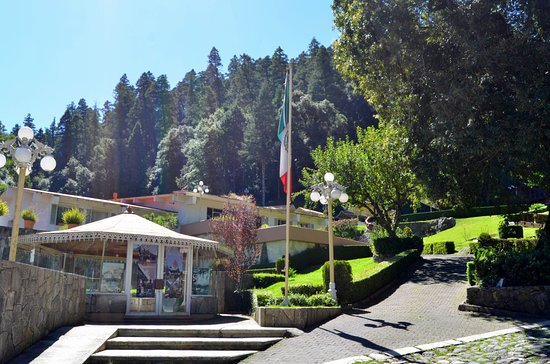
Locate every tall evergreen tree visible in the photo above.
<box><xmin>23</xmin><ymin>114</ymin><xmax>36</xmax><ymax>132</ymax></box>
<box><xmin>148</xmin><ymin>126</ymin><xmax>187</xmax><ymax>194</ymax></box>
<box><xmin>201</xmin><ymin>47</ymin><xmax>225</xmax><ymax>117</ymax></box>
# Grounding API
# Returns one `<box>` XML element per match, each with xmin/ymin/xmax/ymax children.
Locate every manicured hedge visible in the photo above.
<box><xmin>466</xmin><ymin>261</ymin><xmax>476</xmax><ymax>286</ymax></box>
<box><xmin>371</xmin><ymin>236</ymin><xmax>423</xmax><ymax>257</ymax></box>
<box><xmin>350</xmin><ymin>249</ymin><xmax>421</xmax><ymax>303</ymax></box>
<box><xmin>280</xmin><ymin>284</ymin><xmax>324</xmax><ymax>296</ymax></box>
<box><xmin>423</xmin><ymin>241</ymin><xmax>455</xmax><ymax>255</ymax></box>
<box><xmin>469</xmin><ymin>237</ymin><xmax>538</xmax><ymax>255</ymax></box>
<box><xmin>322</xmin><ymin>260</ymin><xmax>353</xmax><ymax>304</ymax></box>
<box><xmin>498</xmin><ymin>225</ymin><xmax>523</xmax><ymax>239</ymax></box>
<box><xmin>255</xmin><ymin>292</ymin><xmax>337</xmax><ymax>307</ymax></box>
<box><xmin>252</xmin><ymin>273</ymin><xmax>285</xmax><ymax>288</ymax></box>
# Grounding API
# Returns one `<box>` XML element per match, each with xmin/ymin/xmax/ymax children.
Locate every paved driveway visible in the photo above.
<box><xmin>243</xmin><ymin>255</ymin><xmax>540</xmax><ymax>364</ymax></box>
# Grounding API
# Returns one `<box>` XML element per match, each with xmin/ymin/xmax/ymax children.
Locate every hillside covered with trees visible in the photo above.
<box><xmin>0</xmin><ymin>40</ymin><xmax>375</xmax><ymax>205</ymax></box>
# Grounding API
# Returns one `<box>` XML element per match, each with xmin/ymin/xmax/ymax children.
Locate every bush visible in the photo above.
<box><xmin>423</xmin><ymin>241</ymin><xmax>455</xmax><ymax>255</ymax></box>
<box><xmin>275</xmin><ymin>257</ymin><xmax>285</xmax><ymax>274</ymax></box>
<box><xmin>280</xmin><ymin>284</ymin><xmax>324</xmax><ymax>296</ymax></box>
<box><xmin>529</xmin><ymin>203</ymin><xmax>548</xmax><ymax>213</ymax></box>
<box><xmin>333</xmin><ymin>218</ymin><xmax>363</xmax><ymax>240</ymax></box>
<box><xmin>307</xmin><ymin>293</ymin><xmax>337</xmax><ymax>307</ymax></box>
<box><xmin>252</xmin><ymin>273</ymin><xmax>285</xmax><ymax>288</ymax></box>
<box><xmin>21</xmin><ymin>208</ymin><xmax>37</xmax><ymax>222</ymax></box>
<box><xmin>469</xmin><ymin>241</ymin><xmax>481</xmax><ymax>255</ymax></box>
<box><xmin>498</xmin><ymin>225</ymin><xmax>523</xmax><ymax>239</ymax></box>
<box><xmin>0</xmin><ymin>200</ymin><xmax>9</xmax><ymax>217</ymax></box>
<box><xmin>466</xmin><ymin>261</ymin><xmax>476</xmax><ymax>286</ymax></box>
<box><xmin>62</xmin><ymin>208</ymin><xmax>86</xmax><ymax>225</ymax></box>
<box><xmin>350</xmin><ymin>250</ymin><xmax>421</xmax><ymax>302</ymax></box>
<box><xmin>402</xmin><ymin>226</ymin><xmax>414</xmax><ymax>238</ymax></box>
<box><xmin>247</xmin><ymin>268</ymin><xmax>277</xmax><ymax>274</ymax></box>
<box><xmin>256</xmin><ymin>291</ymin><xmax>273</xmax><ymax>307</ymax></box>
<box><xmin>322</xmin><ymin>260</ymin><xmax>352</xmax><ymax>304</ymax></box>
<box><xmin>371</xmin><ymin>236</ymin><xmax>423</xmax><ymax>257</ymax></box>
<box><xmin>335</xmin><ymin>245</ymin><xmax>372</xmax><ymax>260</ymax></box>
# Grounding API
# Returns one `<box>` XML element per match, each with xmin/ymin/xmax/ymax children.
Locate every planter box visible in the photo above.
<box><xmin>466</xmin><ymin>286</ymin><xmax>550</xmax><ymax>315</ymax></box>
<box><xmin>254</xmin><ymin>307</ymin><xmax>342</xmax><ymax>329</ymax></box>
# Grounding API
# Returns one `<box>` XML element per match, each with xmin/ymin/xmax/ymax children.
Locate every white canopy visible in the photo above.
<box><xmin>18</xmin><ymin>211</ymin><xmax>222</xmax><ymax>251</ymax></box>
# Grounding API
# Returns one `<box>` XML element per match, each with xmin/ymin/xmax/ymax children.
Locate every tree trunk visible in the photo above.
<box><xmin>261</xmin><ymin>162</ymin><xmax>266</xmax><ymax>206</ymax></box>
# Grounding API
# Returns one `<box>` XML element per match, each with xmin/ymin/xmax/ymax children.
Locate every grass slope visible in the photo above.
<box><xmin>423</xmin><ymin>215</ymin><xmax>539</xmax><ymax>251</ymax></box>
<box><xmin>256</xmin><ymin>256</ymin><xmax>398</xmax><ymax>297</ymax></box>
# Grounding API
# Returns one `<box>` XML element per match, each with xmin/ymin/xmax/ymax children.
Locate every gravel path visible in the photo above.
<box><xmin>243</xmin><ymin>255</ymin><xmax>541</xmax><ymax>364</ymax></box>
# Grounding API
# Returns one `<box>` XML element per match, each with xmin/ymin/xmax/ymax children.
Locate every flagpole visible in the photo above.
<box><xmin>283</xmin><ymin>62</ymin><xmax>293</xmax><ymax>305</ymax></box>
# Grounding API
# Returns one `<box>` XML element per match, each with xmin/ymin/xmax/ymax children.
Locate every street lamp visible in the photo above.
<box><xmin>310</xmin><ymin>172</ymin><xmax>349</xmax><ymax>301</ymax></box>
<box><xmin>192</xmin><ymin>181</ymin><xmax>209</xmax><ymax>195</ymax></box>
<box><xmin>0</xmin><ymin>126</ymin><xmax>56</xmax><ymax>261</ymax></box>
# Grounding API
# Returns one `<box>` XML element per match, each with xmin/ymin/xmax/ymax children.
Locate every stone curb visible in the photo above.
<box><xmin>324</xmin><ymin>319</ymin><xmax>550</xmax><ymax>364</ymax></box>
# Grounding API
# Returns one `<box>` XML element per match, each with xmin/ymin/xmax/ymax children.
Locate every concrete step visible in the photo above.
<box><xmin>88</xmin><ymin>349</ymin><xmax>257</xmax><ymax>363</ymax></box>
<box><xmin>117</xmin><ymin>327</ymin><xmax>291</xmax><ymax>338</ymax></box>
<box><xmin>106</xmin><ymin>336</ymin><xmax>282</xmax><ymax>351</ymax></box>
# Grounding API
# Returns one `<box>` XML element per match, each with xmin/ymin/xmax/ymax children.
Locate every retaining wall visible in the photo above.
<box><xmin>0</xmin><ymin>261</ymin><xmax>86</xmax><ymax>363</ymax></box>
<box><xmin>466</xmin><ymin>285</ymin><xmax>550</xmax><ymax>315</ymax></box>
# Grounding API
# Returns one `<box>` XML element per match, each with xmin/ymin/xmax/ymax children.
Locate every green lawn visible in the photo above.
<box><xmin>423</xmin><ymin>215</ymin><xmax>539</xmax><ymax>251</ymax></box>
<box><xmin>256</xmin><ymin>256</ymin><xmax>396</xmax><ymax>297</ymax></box>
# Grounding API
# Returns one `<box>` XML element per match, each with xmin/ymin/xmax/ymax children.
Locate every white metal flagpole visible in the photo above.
<box><xmin>283</xmin><ymin>62</ymin><xmax>293</xmax><ymax>305</ymax></box>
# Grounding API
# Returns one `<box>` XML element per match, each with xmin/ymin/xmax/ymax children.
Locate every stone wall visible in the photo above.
<box><xmin>466</xmin><ymin>286</ymin><xmax>550</xmax><ymax>315</ymax></box>
<box><xmin>254</xmin><ymin>307</ymin><xmax>342</xmax><ymax>329</ymax></box>
<box><xmin>0</xmin><ymin>261</ymin><xmax>86</xmax><ymax>363</ymax></box>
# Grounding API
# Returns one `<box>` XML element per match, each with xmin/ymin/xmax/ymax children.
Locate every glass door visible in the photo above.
<box><xmin>161</xmin><ymin>246</ymin><xmax>189</xmax><ymax>314</ymax></box>
<box><xmin>127</xmin><ymin>243</ymin><xmax>159</xmax><ymax>313</ymax></box>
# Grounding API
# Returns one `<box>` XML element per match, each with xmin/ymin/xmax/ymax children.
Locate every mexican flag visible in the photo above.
<box><xmin>278</xmin><ymin>73</ymin><xmax>291</xmax><ymax>194</ymax></box>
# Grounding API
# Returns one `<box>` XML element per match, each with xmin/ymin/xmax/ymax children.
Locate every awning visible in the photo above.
<box><xmin>18</xmin><ymin>211</ymin><xmax>225</xmax><ymax>252</ymax></box>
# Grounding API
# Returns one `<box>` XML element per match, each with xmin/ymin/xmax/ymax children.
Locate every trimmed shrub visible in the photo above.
<box><xmin>350</xmin><ymin>250</ymin><xmax>421</xmax><ymax>303</ymax></box>
<box><xmin>423</xmin><ymin>241</ymin><xmax>455</xmax><ymax>255</ymax></box>
<box><xmin>469</xmin><ymin>241</ymin><xmax>481</xmax><ymax>255</ymax></box>
<box><xmin>529</xmin><ymin>203</ymin><xmax>548</xmax><ymax>213</ymax></box>
<box><xmin>322</xmin><ymin>260</ymin><xmax>353</xmax><ymax>304</ymax></box>
<box><xmin>252</xmin><ymin>273</ymin><xmax>285</xmax><ymax>288</ymax></box>
<box><xmin>371</xmin><ymin>236</ymin><xmax>423</xmax><ymax>257</ymax></box>
<box><xmin>280</xmin><ymin>284</ymin><xmax>324</xmax><ymax>296</ymax></box>
<box><xmin>256</xmin><ymin>291</ymin><xmax>273</xmax><ymax>307</ymax></box>
<box><xmin>466</xmin><ymin>261</ymin><xmax>476</xmax><ymax>286</ymax></box>
<box><xmin>333</xmin><ymin>218</ymin><xmax>363</xmax><ymax>240</ymax></box>
<box><xmin>0</xmin><ymin>200</ymin><xmax>9</xmax><ymax>217</ymax></box>
<box><xmin>498</xmin><ymin>225</ymin><xmax>523</xmax><ymax>239</ymax></box>
<box><xmin>307</xmin><ymin>293</ymin><xmax>337</xmax><ymax>307</ymax></box>
<box><xmin>288</xmin><ymin>293</ymin><xmax>309</xmax><ymax>306</ymax></box>
<box><xmin>275</xmin><ymin>257</ymin><xmax>285</xmax><ymax>274</ymax></box>
<box><xmin>335</xmin><ymin>245</ymin><xmax>372</xmax><ymax>260</ymax></box>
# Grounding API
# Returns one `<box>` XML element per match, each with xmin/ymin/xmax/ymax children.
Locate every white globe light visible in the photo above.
<box><xmin>339</xmin><ymin>192</ymin><xmax>349</xmax><ymax>203</ymax></box>
<box><xmin>18</xmin><ymin>126</ymin><xmax>34</xmax><ymax>142</ymax></box>
<box><xmin>319</xmin><ymin>195</ymin><xmax>327</xmax><ymax>205</ymax></box>
<box><xmin>330</xmin><ymin>189</ymin><xmax>341</xmax><ymax>200</ymax></box>
<box><xmin>199</xmin><ymin>181</ymin><xmax>204</xmax><ymax>186</ymax></box>
<box><xmin>40</xmin><ymin>155</ymin><xmax>56</xmax><ymax>172</ymax></box>
<box><xmin>14</xmin><ymin>147</ymin><xmax>32</xmax><ymax>164</ymax></box>
<box><xmin>324</xmin><ymin>172</ymin><xmax>334</xmax><ymax>182</ymax></box>
<box><xmin>204</xmin><ymin>188</ymin><xmax>209</xmax><ymax>194</ymax></box>
<box><xmin>310</xmin><ymin>190</ymin><xmax>321</xmax><ymax>202</ymax></box>
<box><xmin>193</xmin><ymin>188</ymin><xmax>198</xmax><ymax>193</ymax></box>
<box><xmin>0</xmin><ymin>154</ymin><xmax>6</xmax><ymax>168</ymax></box>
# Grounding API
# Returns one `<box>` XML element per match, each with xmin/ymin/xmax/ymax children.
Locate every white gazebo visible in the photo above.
<box><xmin>17</xmin><ymin>209</ymin><xmax>227</xmax><ymax>319</ymax></box>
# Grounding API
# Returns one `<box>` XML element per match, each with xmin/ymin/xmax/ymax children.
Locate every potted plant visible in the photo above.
<box><xmin>0</xmin><ymin>200</ymin><xmax>9</xmax><ymax>217</ymax></box>
<box><xmin>62</xmin><ymin>208</ymin><xmax>86</xmax><ymax>228</ymax></box>
<box><xmin>21</xmin><ymin>208</ymin><xmax>37</xmax><ymax>229</ymax></box>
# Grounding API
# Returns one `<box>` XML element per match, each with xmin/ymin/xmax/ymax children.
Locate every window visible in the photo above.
<box><xmin>276</xmin><ymin>219</ymin><xmax>286</xmax><ymax>226</ymax></box>
<box><xmin>206</xmin><ymin>208</ymin><xmax>223</xmax><ymax>220</ymax></box>
<box><xmin>300</xmin><ymin>223</ymin><xmax>314</xmax><ymax>229</ymax></box>
<box><xmin>192</xmin><ymin>248</ymin><xmax>216</xmax><ymax>295</ymax></box>
<box><xmin>50</xmin><ymin>204</ymin><xmax>111</xmax><ymax>225</ymax></box>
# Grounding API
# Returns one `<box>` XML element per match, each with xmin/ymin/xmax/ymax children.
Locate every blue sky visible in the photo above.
<box><xmin>0</xmin><ymin>0</ymin><xmax>338</xmax><ymax>131</ymax></box>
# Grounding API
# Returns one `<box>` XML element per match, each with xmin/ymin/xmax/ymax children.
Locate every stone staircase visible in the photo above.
<box><xmin>87</xmin><ymin>326</ymin><xmax>292</xmax><ymax>363</ymax></box>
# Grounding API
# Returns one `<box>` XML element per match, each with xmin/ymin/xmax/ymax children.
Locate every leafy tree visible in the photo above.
<box><xmin>143</xmin><ymin>212</ymin><xmax>179</xmax><ymax>231</ymax></box>
<box><xmin>210</xmin><ymin>199</ymin><xmax>260</xmax><ymax>290</ymax></box>
<box><xmin>56</xmin><ymin>157</ymin><xmax>94</xmax><ymax>196</ymax></box>
<box><xmin>301</xmin><ymin>125</ymin><xmax>422</xmax><ymax>237</ymax></box>
<box><xmin>332</xmin><ymin>0</ymin><xmax>550</xmax><ymax>207</ymax></box>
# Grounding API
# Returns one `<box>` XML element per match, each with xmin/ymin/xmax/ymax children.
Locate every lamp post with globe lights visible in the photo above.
<box><xmin>192</xmin><ymin>181</ymin><xmax>209</xmax><ymax>195</ymax></box>
<box><xmin>0</xmin><ymin>126</ymin><xmax>56</xmax><ymax>261</ymax></box>
<box><xmin>310</xmin><ymin>172</ymin><xmax>349</xmax><ymax>301</ymax></box>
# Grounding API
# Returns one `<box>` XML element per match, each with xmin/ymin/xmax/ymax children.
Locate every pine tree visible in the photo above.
<box><xmin>148</xmin><ymin>126</ymin><xmax>187</xmax><ymax>194</ymax></box>
<box><xmin>201</xmin><ymin>47</ymin><xmax>225</xmax><ymax>117</ymax></box>
<box><xmin>23</xmin><ymin>114</ymin><xmax>36</xmax><ymax>132</ymax></box>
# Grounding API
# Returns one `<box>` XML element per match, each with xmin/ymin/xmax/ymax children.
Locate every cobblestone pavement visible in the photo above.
<box><xmin>243</xmin><ymin>255</ymin><xmax>542</xmax><ymax>364</ymax></box>
<box><xmin>355</xmin><ymin>326</ymin><xmax>550</xmax><ymax>363</ymax></box>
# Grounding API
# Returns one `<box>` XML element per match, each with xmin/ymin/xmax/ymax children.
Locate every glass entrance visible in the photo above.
<box><xmin>162</xmin><ymin>246</ymin><xmax>188</xmax><ymax>313</ymax></box>
<box><xmin>128</xmin><ymin>243</ymin><xmax>158</xmax><ymax>313</ymax></box>
<box><xmin>126</xmin><ymin>243</ymin><xmax>191</xmax><ymax>315</ymax></box>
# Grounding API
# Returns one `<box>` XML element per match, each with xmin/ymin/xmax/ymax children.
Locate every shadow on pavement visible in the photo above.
<box><xmin>409</xmin><ymin>256</ymin><xmax>469</xmax><ymax>285</ymax></box>
<box><xmin>8</xmin><ymin>326</ymin><xmax>73</xmax><ymax>364</ymax></box>
<box><xmin>320</xmin><ymin>327</ymin><xmax>393</xmax><ymax>353</ymax></box>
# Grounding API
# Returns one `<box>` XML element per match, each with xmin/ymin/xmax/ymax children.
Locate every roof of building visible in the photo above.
<box><xmin>18</xmin><ymin>210</ymin><xmax>225</xmax><ymax>252</ymax></box>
